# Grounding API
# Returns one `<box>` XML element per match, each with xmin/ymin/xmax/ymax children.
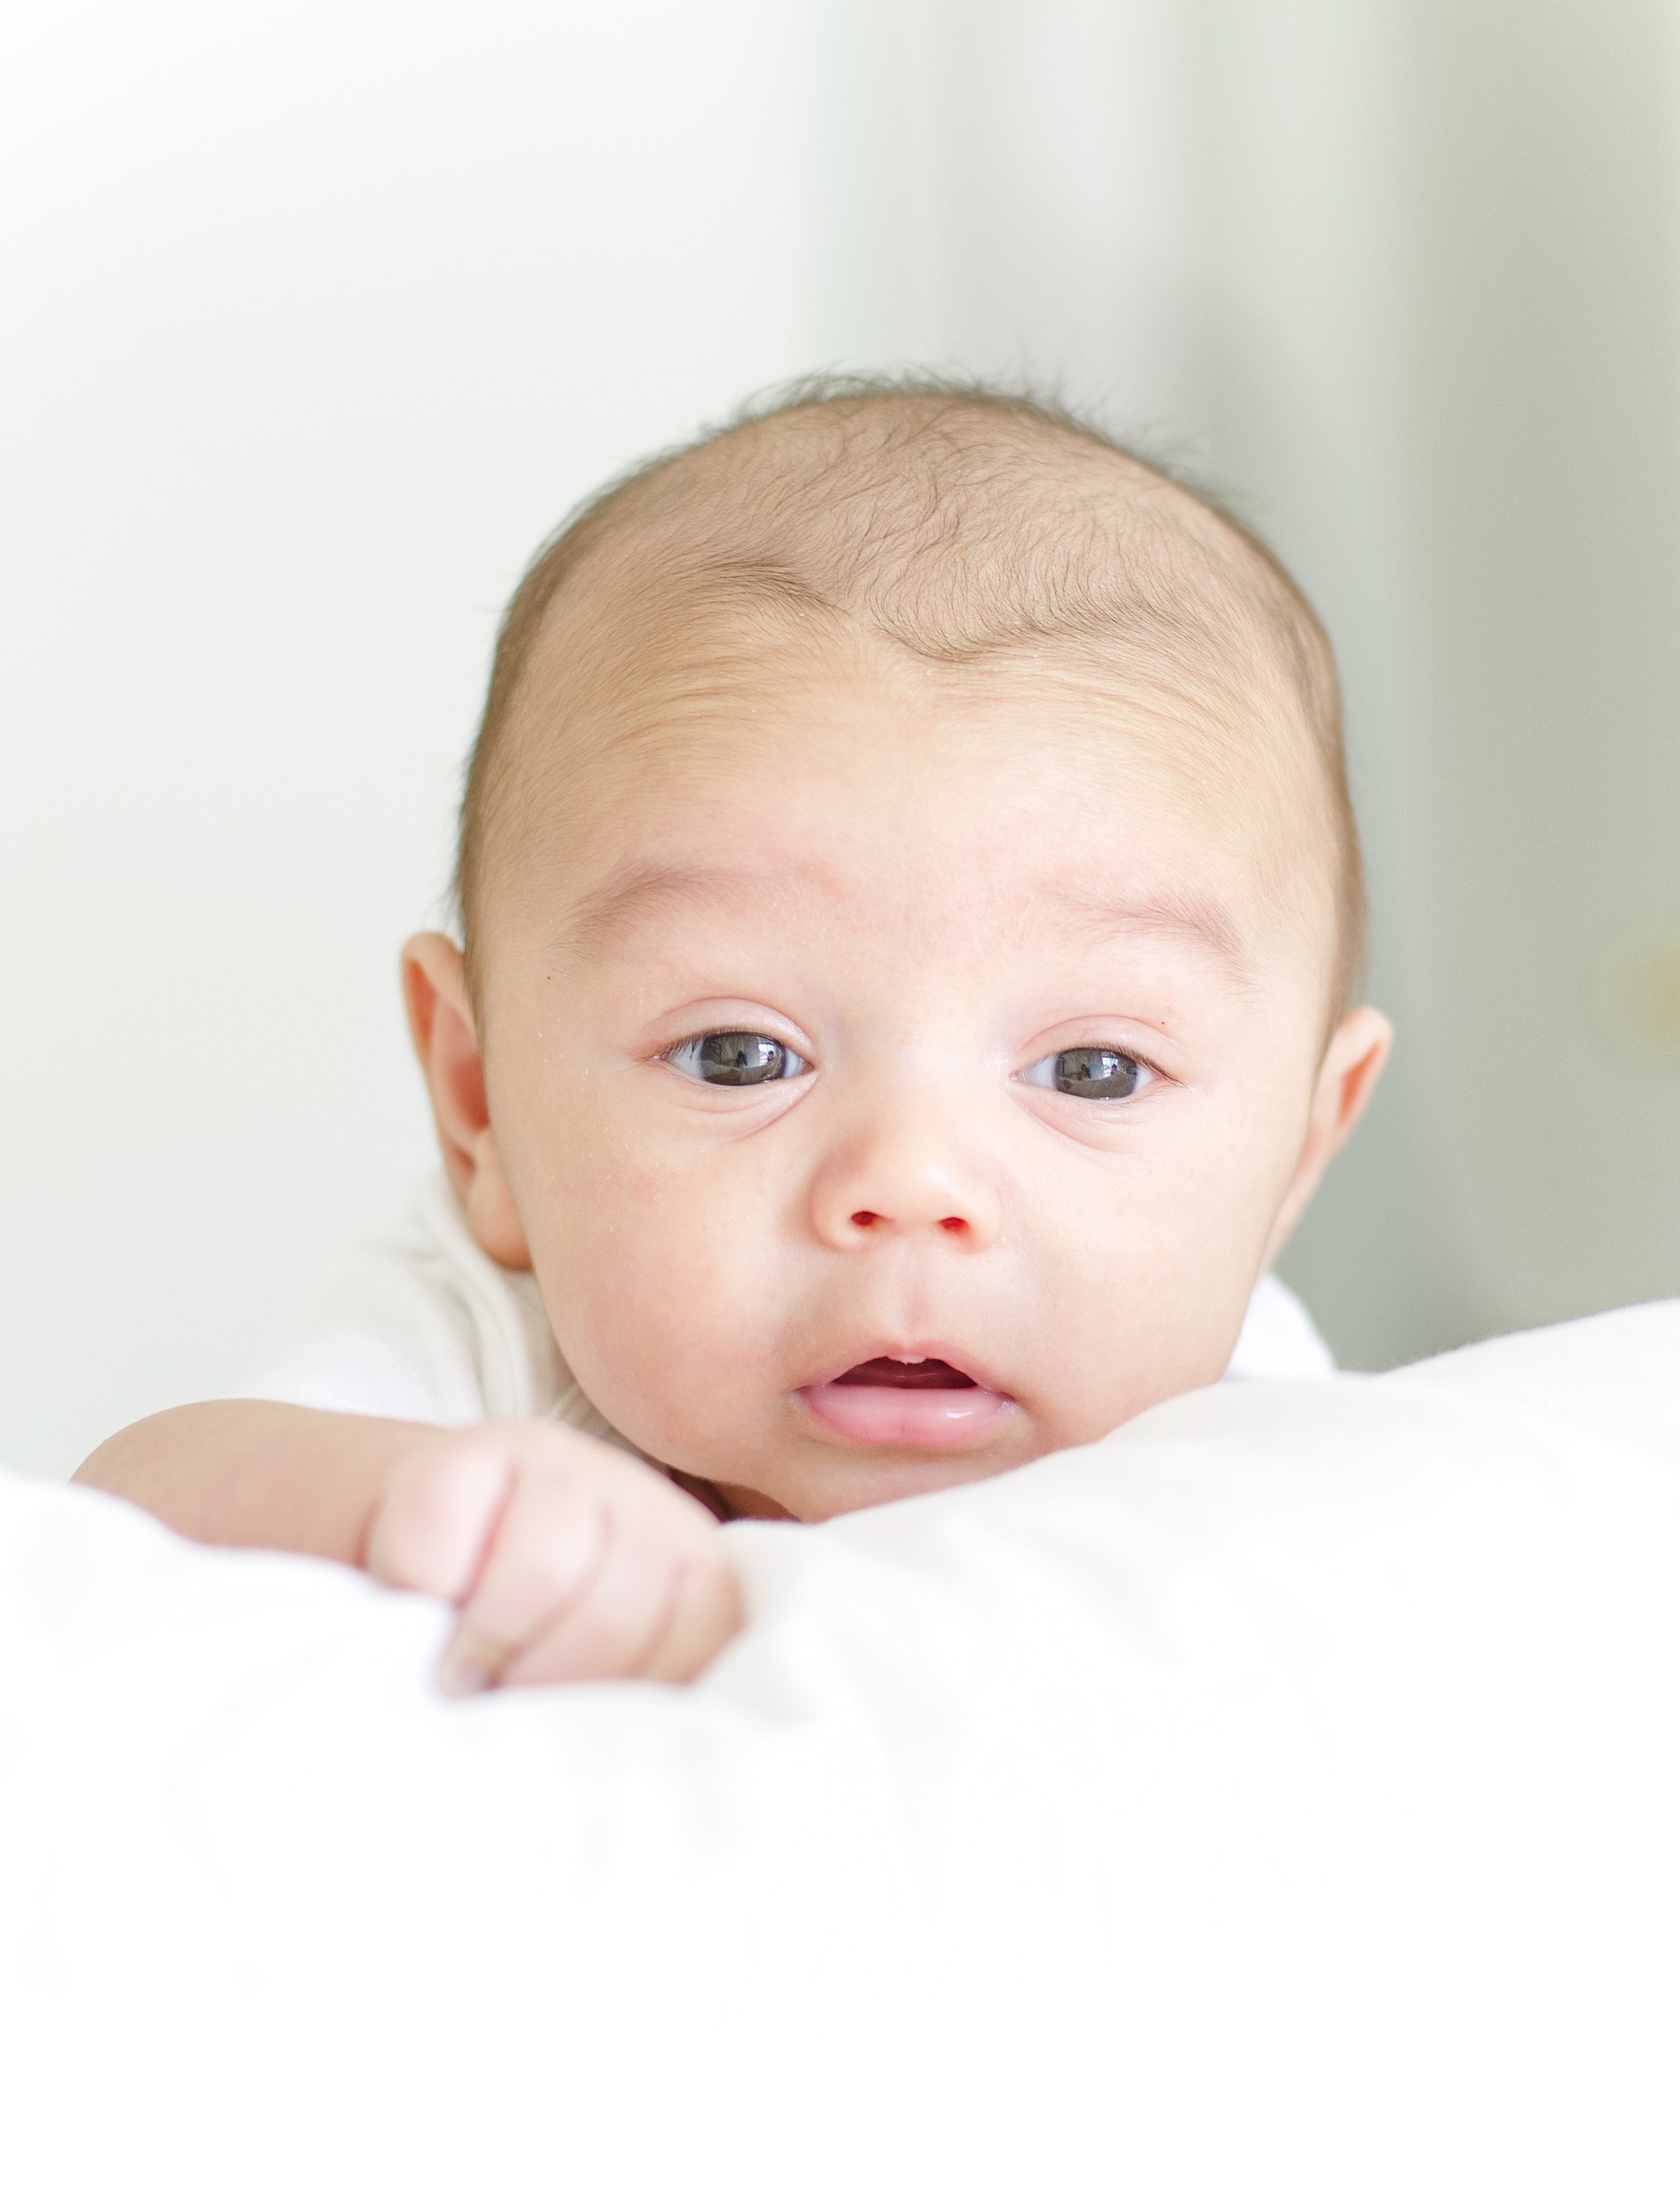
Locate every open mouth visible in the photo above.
<box><xmin>798</xmin><ymin>1354</ymin><xmax>1013</xmax><ymax>1450</ymax></box>
<box><xmin>835</xmin><ymin>1357</ymin><xmax>978</xmax><ymax>1390</ymax></box>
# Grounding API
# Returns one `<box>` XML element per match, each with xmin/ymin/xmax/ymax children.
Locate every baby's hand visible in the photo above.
<box><xmin>364</xmin><ymin>1422</ymin><xmax>742</xmax><ymax>1693</ymax></box>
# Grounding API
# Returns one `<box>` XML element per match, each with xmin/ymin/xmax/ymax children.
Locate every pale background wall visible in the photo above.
<box><xmin>4</xmin><ymin>0</ymin><xmax>1678</xmax><ymax>1477</ymax></box>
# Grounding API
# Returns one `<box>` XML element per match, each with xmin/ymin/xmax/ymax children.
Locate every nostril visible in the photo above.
<box><xmin>850</xmin><ymin>1210</ymin><xmax>879</xmax><ymax>1229</ymax></box>
<box><xmin>939</xmin><ymin>1216</ymin><xmax>967</xmax><ymax>1233</ymax></box>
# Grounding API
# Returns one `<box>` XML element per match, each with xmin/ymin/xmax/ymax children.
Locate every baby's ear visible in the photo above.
<box><xmin>1263</xmin><ymin>1005</ymin><xmax>1394</xmax><ymax>1264</ymax></box>
<box><xmin>400</xmin><ymin>934</ymin><xmax>533</xmax><ymax>1270</ymax></box>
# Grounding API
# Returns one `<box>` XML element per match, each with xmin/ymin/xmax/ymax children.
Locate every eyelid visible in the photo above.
<box><xmin>1019</xmin><ymin>1022</ymin><xmax>1175</xmax><ymax>1078</ymax></box>
<box><xmin>650</xmin><ymin>998</ymin><xmax>813</xmax><ymax>1063</ymax></box>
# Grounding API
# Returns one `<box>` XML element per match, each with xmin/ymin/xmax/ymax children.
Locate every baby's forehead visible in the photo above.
<box><xmin>500</xmin><ymin>618</ymin><xmax>1337</xmax><ymax>999</ymax></box>
<box><xmin>466</xmin><ymin>393</ymin><xmax>1357</xmax><ymax>1005</ymax></box>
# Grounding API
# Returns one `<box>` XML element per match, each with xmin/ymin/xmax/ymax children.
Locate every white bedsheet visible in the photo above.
<box><xmin>3</xmin><ymin>1305</ymin><xmax>1679</xmax><ymax>2189</ymax></box>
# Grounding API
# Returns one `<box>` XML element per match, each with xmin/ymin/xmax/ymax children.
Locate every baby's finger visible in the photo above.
<box><xmin>366</xmin><ymin>1440</ymin><xmax>514</xmax><ymax>1602</ymax></box>
<box><xmin>439</xmin><ymin>1465</ymin><xmax>608</xmax><ymax>1695</ymax></box>
<box><xmin>497</xmin><ymin>1512</ymin><xmax>685</xmax><ymax>1686</ymax></box>
<box><xmin>636</xmin><ymin>1552</ymin><xmax>744</xmax><ymax>1684</ymax></box>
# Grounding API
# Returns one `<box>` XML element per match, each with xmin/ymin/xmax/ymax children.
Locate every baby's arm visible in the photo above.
<box><xmin>77</xmin><ymin>1404</ymin><xmax>742</xmax><ymax>1688</ymax></box>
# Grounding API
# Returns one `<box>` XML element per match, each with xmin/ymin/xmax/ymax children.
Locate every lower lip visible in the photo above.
<box><xmin>796</xmin><ymin>1379</ymin><xmax>1013</xmax><ymax>1450</ymax></box>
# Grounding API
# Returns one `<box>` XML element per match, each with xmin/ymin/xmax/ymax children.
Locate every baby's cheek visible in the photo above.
<box><xmin>544</xmin><ymin>1179</ymin><xmax>784</xmax><ymax>1453</ymax></box>
<box><xmin>1034</xmin><ymin>1166</ymin><xmax>1257</xmax><ymax>1434</ymax></box>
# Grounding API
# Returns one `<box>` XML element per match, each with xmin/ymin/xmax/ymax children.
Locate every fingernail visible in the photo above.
<box><xmin>437</xmin><ymin>1650</ymin><xmax>491</xmax><ymax>1697</ymax></box>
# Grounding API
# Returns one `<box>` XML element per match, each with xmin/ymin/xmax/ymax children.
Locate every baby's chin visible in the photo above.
<box><xmin>709</xmin><ymin>1449</ymin><xmax>1031</xmax><ymax>1523</ymax></box>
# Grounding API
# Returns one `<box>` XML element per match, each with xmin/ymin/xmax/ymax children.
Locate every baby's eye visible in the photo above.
<box><xmin>1021</xmin><ymin>1046</ymin><xmax>1152</xmax><ymax>1100</ymax></box>
<box><xmin>665</xmin><ymin>1032</ymin><xmax>810</xmax><ymax>1086</ymax></box>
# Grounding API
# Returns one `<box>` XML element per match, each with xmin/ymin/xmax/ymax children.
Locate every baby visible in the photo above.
<box><xmin>79</xmin><ymin>378</ymin><xmax>1390</xmax><ymax>1692</ymax></box>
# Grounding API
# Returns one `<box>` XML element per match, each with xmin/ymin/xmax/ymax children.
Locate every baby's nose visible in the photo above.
<box><xmin>808</xmin><ymin>1129</ymin><xmax>1001</xmax><ymax>1251</ymax></box>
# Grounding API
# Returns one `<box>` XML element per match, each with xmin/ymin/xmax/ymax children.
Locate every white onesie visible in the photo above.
<box><xmin>241</xmin><ymin>1171</ymin><xmax>1335</xmax><ymax>1448</ymax></box>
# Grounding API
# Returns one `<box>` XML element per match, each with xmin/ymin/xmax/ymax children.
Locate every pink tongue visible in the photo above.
<box><xmin>833</xmin><ymin>1357</ymin><xmax>977</xmax><ymax>1389</ymax></box>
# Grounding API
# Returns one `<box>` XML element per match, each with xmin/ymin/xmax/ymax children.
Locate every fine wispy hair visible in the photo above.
<box><xmin>456</xmin><ymin>371</ymin><xmax>1363</xmax><ymax>1008</ymax></box>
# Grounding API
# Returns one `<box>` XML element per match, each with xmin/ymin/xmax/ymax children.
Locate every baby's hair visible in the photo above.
<box><xmin>456</xmin><ymin>372</ymin><xmax>1366</xmax><ymax>1014</ymax></box>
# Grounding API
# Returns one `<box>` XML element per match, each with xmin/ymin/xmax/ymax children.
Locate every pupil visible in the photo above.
<box><xmin>1055</xmin><ymin>1047</ymin><xmax>1138</xmax><ymax>1099</ymax></box>
<box><xmin>699</xmin><ymin>1032</ymin><xmax>785</xmax><ymax>1085</ymax></box>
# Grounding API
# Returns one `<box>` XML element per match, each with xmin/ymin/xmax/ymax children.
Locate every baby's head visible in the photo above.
<box><xmin>404</xmin><ymin>380</ymin><xmax>1390</xmax><ymax>1520</ymax></box>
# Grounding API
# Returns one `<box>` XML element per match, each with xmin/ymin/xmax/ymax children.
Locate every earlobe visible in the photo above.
<box><xmin>1263</xmin><ymin>1005</ymin><xmax>1394</xmax><ymax>1265</ymax></box>
<box><xmin>399</xmin><ymin>934</ymin><xmax>533</xmax><ymax>1271</ymax></box>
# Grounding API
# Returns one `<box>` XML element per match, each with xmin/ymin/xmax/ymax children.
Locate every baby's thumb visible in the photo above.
<box><xmin>364</xmin><ymin>1441</ymin><xmax>513</xmax><ymax>1604</ymax></box>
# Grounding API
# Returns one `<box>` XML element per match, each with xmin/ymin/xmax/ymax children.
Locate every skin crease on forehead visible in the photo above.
<box><xmin>438</xmin><ymin>604</ymin><xmax>1376</xmax><ymax>1525</ymax></box>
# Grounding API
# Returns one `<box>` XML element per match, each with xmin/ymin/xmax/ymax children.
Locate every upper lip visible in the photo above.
<box><xmin>800</xmin><ymin>1340</ymin><xmax>1011</xmax><ymax>1396</ymax></box>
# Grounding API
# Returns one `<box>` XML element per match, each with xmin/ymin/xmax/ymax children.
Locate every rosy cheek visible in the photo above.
<box><xmin>575</xmin><ymin>1202</ymin><xmax>738</xmax><ymax>1367</ymax></box>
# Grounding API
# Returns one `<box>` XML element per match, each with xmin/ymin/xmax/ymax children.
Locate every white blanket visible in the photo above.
<box><xmin>4</xmin><ymin>1305</ymin><xmax>1679</xmax><ymax>2190</ymax></box>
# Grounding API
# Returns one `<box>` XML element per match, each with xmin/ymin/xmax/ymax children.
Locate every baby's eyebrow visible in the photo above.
<box><xmin>1033</xmin><ymin>879</ymin><xmax>1251</xmax><ymax>972</ymax></box>
<box><xmin>564</xmin><ymin>860</ymin><xmax>775</xmax><ymax>954</ymax></box>
<box><xmin>565</xmin><ymin>858</ymin><xmax>1251</xmax><ymax>973</ymax></box>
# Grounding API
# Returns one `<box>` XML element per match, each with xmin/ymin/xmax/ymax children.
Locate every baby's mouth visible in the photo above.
<box><xmin>798</xmin><ymin>1354</ymin><xmax>1013</xmax><ymax>1451</ymax></box>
